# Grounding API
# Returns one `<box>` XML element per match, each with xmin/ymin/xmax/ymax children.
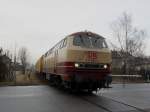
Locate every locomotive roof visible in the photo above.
<box><xmin>68</xmin><ymin>31</ymin><xmax>105</xmax><ymax>39</ymax></box>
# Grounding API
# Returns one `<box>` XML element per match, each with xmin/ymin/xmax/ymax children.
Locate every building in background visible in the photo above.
<box><xmin>111</xmin><ymin>50</ymin><xmax>150</xmax><ymax>75</ymax></box>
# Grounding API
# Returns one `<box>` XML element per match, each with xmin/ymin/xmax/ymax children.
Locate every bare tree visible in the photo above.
<box><xmin>0</xmin><ymin>48</ymin><xmax>3</xmax><ymax>56</ymax></box>
<box><xmin>12</xmin><ymin>44</ymin><xmax>18</xmax><ymax>81</ymax></box>
<box><xmin>111</xmin><ymin>12</ymin><xmax>146</xmax><ymax>74</ymax></box>
<box><xmin>0</xmin><ymin>48</ymin><xmax>13</xmax><ymax>81</ymax></box>
<box><xmin>18</xmin><ymin>47</ymin><xmax>29</xmax><ymax>74</ymax></box>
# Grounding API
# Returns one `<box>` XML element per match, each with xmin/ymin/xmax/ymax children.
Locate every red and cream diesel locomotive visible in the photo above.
<box><xmin>35</xmin><ymin>31</ymin><xmax>112</xmax><ymax>91</ymax></box>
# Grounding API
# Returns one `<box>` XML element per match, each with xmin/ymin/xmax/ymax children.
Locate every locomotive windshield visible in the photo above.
<box><xmin>73</xmin><ymin>35</ymin><xmax>108</xmax><ymax>48</ymax></box>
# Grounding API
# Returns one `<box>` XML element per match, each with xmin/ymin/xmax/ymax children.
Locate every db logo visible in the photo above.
<box><xmin>88</xmin><ymin>51</ymin><xmax>97</xmax><ymax>60</ymax></box>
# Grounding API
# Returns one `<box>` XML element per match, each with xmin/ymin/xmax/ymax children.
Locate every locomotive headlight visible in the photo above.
<box><xmin>75</xmin><ymin>63</ymin><xmax>79</xmax><ymax>68</ymax></box>
<box><xmin>104</xmin><ymin>64</ymin><xmax>107</xmax><ymax>69</ymax></box>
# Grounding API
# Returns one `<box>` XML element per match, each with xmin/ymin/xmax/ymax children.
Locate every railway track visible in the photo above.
<box><xmin>79</xmin><ymin>94</ymin><xmax>147</xmax><ymax>112</ymax></box>
<box><xmin>47</xmin><ymin>85</ymin><xmax>149</xmax><ymax>112</ymax></box>
<box><xmin>102</xmin><ymin>96</ymin><xmax>147</xmax><ymax>112</ymax></box>
<box><xmin>80</xmin><ymin>96</ymin><xmax>113</xmax><ymax>112</ymax></box>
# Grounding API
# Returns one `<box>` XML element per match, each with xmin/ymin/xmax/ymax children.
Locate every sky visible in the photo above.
<box><xmin>0</xmin><ymin>0</ymin><xmax>150</xmax><ymax>63</ymax></box>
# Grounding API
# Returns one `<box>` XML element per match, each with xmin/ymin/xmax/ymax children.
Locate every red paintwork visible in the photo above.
<box><xmin>56</xmin><ymin>62</ymin><xmax>111</xmax><ymax>81</ymax></box>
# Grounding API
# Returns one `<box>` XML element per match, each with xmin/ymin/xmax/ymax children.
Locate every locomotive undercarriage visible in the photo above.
<box><xmin>69</xmin><ymin>76</ymin><xmax>109</xmax><ymax>92</ymax></box>
<box><xmin>44</xmin><ymin>74</ymin><xmax>111</xmax><ymax>92</ymax></box>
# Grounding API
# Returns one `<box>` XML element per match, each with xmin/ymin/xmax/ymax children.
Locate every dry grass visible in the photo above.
<box><xmin>0</xmin><ymin>71</ymin><xmax>48</xmax><ymax>86</ymax></box>
<box><xmin>15</xmin><ymin>72</ymin><xmax>47</xmax><ymax>85</ymax></box>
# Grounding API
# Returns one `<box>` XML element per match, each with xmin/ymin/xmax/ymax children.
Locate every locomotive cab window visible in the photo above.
<box><xmin>73</xmin><ymin>35</ymin><xmax>108</xmax><ymax>48</ymax></box>
<box><xmin>73</xmin><ymin>35</ymin><xmax>91</xmax><ymax>48</ymax></box>
<box><xmin>73</xmin><ymin>36</ymin><xmax>82</xmax><ymax>46</ymax></box>
<box><xmin>92</xmin><ymin>37</ymin><xmax>108</xmax><ymax>48</ymax></box>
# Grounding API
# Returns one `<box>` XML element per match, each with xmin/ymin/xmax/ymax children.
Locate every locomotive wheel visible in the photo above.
<box><xmin>49</xmin><ymin>75</ymin><xmax>55</xmax><ymax>86</ymax></box>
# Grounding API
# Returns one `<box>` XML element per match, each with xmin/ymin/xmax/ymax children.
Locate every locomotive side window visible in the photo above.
<box><xmin>63</xmin><ymin>39</ymin><xmax>67</xmax><ymax>47</ymax></box>
<box><xmin>59</xmin><ymin>39</ymin><xmax>67</xmax><ymax>49</ymax></box>
<box><xmin>59</xmin><ymin>40</ymin><xmax>64</xmax><ymax>49</ymax></box>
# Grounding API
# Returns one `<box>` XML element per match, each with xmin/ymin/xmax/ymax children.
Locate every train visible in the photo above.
<box><xmin>35</xmin><ymin>31</ymin><xmax>112</xmax><ymax>92</ymax></box>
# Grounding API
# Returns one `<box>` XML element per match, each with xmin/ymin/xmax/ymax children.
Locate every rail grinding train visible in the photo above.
<box><xmin>35</xmin><ymin>31</ymin><xmax>112</xmax><ymax>92</ymax></box>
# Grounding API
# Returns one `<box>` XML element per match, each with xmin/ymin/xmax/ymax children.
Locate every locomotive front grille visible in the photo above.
<box><xmin>75</xmin><ymin>63</ymin><xmax>107</xmax><ymax>69</ymax></box>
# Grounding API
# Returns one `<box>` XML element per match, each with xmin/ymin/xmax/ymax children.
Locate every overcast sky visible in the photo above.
<box><xmin>0</xmin><ymin>0</ymin><xmax>150</xmax><ymax>63</ymax></box>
